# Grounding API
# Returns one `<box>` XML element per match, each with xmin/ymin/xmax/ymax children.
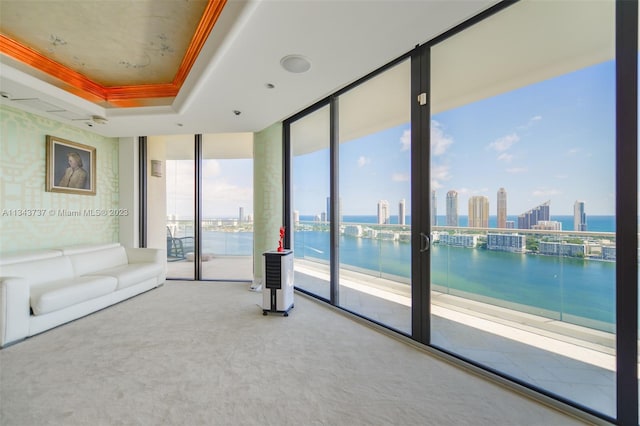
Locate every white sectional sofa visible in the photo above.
<box><xmin>0</xmin><ymin>243</ymin><xmax>166</xmax><ymax>347</ymax></box>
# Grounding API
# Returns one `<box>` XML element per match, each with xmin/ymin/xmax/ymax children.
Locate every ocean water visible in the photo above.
<box><xmin>302</xmin><ymin>214</ymin><xmax>616</xmax><ymax>232</ymax></box>
<box><xmin>293</xmin><ymin>229</ymin><xmax>616</xmax><ymax>330</ymax></box>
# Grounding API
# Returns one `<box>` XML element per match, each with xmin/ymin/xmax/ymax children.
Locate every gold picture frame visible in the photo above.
<box><xmin>45</xmin><ymin>135</ymin><xmax>96</xmax><ymax>195</ymax></box>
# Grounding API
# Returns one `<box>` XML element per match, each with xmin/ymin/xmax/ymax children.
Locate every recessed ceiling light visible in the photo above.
<box><xmin>177</xmin><ymin>123</ymin><xmax>183</xmax><ymax>127</ymax></box>
<box><xmin>266</xmin><ymin>83</ymin><xmax>275</xmax><ymax>89</ymax></box>
<box><xmin>233</xmin><ymin>110</ymin><xmax>241</xmax><ymax>116</ymax></box>
<box><xmin>280</xmin><ymin>55</ymin><xmax>311</xmax><ymax>73</ymax></box>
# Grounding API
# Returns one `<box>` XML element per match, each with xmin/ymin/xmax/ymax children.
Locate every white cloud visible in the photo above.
<box><xmin>431</xmin><ymin>164</ymin><xmax>451</xmax><ymax>181</ymax></box>
<box><xmin>431</xmin><ymin>120</ymin><xmax>453</xmax><ymax>156</ymax></box>
<box><xmin>506</xmin><ymin>167</ymin><xmax>527</xmax><ymax>174</ymax></box>
<box><xmin>517</xmin><ymin>115</ymin><xmax>542</xmax><ymax>130</ymax></box>
<box><xmin>201</xmin><ymin>179</ymin><xmax>253</xmax><ymax>217</ymax></box>
<box><xmin>392</xmin><ymin>172</ymin><xmax>410</xmax><ymax>182</ymax></box>
<box><xmin>497</xmin><ymin>153</ymin><xmax>513</xmax><ymax>162</ymax></box>
<box><xmin>430</xmin><ymin>164</ymin><xmax>451</xmax><ymax>190</ymax></box>
<box><xmin>357</xmin><ymin>156</ymin><xmax>371</xmax><ymax>167</ymax></box>
<box><xmin>532</xmin><ymin>188</ymin><xmax>561</xmax><ymax>197</ymax></box>
<box><xmin>488</xmin><ymin>133</ymin><xmax>519</xmax><ymax>152</ymax></box>
<box><xmin>468</xmin><ymin>187</ymin><xmax>488</xmax><ymax>195</ymax></box>
<box><xmin>566</xmin><ymin>148</ymin><xmax>581</xmax><ymax>156</ymax></box>
<box><xmin>166</xmin><ymin>159</ymin><xmax>254</xmax><ymax>217</ymax></box>
<box><xmin>202</xmin><ymin>160</ymin><xmax>222</xmax><ymax>177</ymax></box>
<box><xmin>400</xmin><ymin>129</ymin><xmax>411</xmax><ymax>151</ymax></box>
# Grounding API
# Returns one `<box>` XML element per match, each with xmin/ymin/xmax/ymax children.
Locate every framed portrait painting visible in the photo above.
<box><xmin>45</xmin><ymin>135</ymin><xmax>96</xmax><ymax>195</ymax></box>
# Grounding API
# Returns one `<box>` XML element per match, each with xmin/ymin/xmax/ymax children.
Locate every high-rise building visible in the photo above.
<box><xmin>446</xmin><ymin>190</ymin><xmax>458</xmax><ymax>226</ymax></box>
<box><xmin>532</xmin><ymin>220</ymin><xmax>562</xmax><ymax>231</ymax></box>
<box><xmin>497</xmin><ymin>188</ymin><xmax>507</xmax><ymax>228</ymax></box>
<box><xmin>377</xmin><ymin>200</ymin><xmax>390</xmax><ymax>224</ymax></box>
<box><xmin>326</xmin><ymin>197</ymin><xmax>331</xmax><ymax>223</ymax></box>
<box><xmin>293</xmin><ymin>210</ymin><xmax>300</xmax><ymax>225</ymax></box>
<box><xmin>399</xmin><ymin>199</ymin><xmax>406</xmax><ymax>225</ymax></box>
<box><xmin>574</xmin><ymin>200</ymin><xmax>587</xmax><ymax>231</ymax></box>
<box><xmin>487</xmin><ymin>233</ymin><xmax>526</xmax><ymax>253</ymax></box>
<box><xmin>468</xmin><ymin>196</ymin><xmax>489</xmax><ymax>228</ymax></box>
<box><xmin>517</xmin><ymin>201</ymin><xmax>550</xmax><ymax>229</ymax></box>
<box><xmin>431</xmin><ymin>191</ymin><xmax>437</xmax><ymax>226</ymax></box>
<box><xmin>239</xmin><ymin>207</ymin><xmax>244</xmax><ymax>223</ymax></box>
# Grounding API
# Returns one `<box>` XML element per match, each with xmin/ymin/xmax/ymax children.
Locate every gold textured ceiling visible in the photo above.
<box><xmin>0</xmin><ymin>0</ymin><xmax>230</xmax><ymax>108</ymax></box>
<box><xmin>0</xmin><ymin>0</ymin><xmax>208</xmax><ymax>86</ymax></box>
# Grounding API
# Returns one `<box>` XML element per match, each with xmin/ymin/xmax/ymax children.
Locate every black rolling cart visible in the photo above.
<box><xmin>262</xmin><ymin>249</ymin><xmax>294</xmax><ymax>316</ymax></box>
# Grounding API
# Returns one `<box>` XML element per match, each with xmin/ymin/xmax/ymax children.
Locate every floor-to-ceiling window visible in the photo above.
<box><xmin>429</xmin><ymin>0</ymin><xmax>616</xmax><ymax>417</ymax></box>
<box><xmin>164</xmin><ymin>135</ymin><xmax>196</xmax><ymax>280</ymax></box>
<box><xmin>283</xmin><ymin>0</ymin><xmax>638</xmax><ymax>422</ymax></box>
<box><xmin>152</xmin><ymin>133</ymin><xmax>254</xmax><ymax>281</ymax></box>
<box><xmin>201</xmin><ymin>133</ymin><xmax>253</xmax><ymax>281</ymax></box>
<box><xmin>291</xmin><ymin>104</ymin><xmax>331</xmax><ymax>300</ymax></box>
<box><xmin>336</xmin><ymin>59</ymin><xmax>411</xmax><ymax>333</ymax></box>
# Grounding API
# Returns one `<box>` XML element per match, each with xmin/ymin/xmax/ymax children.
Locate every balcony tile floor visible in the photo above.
<box><xmin>293</xmin><ymin>258</ymin><xmax>617</xmax><ymax>418</ymax></box>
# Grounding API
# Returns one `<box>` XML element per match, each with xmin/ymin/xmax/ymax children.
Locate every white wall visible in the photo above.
<box><xmin>146</xmin><ymin>138</ymin><xmax>167</xmax><ymax>250</ymax></box>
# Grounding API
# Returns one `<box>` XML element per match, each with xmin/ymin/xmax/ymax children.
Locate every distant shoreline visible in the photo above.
<box><xmin>298</xmin><ymin>214</ymin><xmax>616</xmax><ymax>233</ymax></box>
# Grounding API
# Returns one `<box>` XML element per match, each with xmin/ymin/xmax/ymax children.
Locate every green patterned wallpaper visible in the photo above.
<box><xmin>0</xmin><ymin>105</ymin><xmax>120</xmax><ymax>254</ymax></box>
<box><xmin>253</xmin><ymin>122</ymin><xmax>283</xmax><ymax>283</ymax></box>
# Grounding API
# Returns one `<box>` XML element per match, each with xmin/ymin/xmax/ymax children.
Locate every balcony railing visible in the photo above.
<box><xmin>293</xmin><ymin>221</ymin><xmax>617</xmax><ymax>334</ymax></box>
<box><xmin>167</xmin><ymin>220</ymin><xmax>253</xmax><ymax>258</ymax></box>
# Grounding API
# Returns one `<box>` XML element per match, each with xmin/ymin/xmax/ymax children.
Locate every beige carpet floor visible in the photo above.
<box><xmin>0</xmin><ymin>281</ymin><xmax>593</xmax><ymax>425</ymax></box>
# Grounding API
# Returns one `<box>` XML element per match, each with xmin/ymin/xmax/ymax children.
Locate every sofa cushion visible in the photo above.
<box><xmin>0</xmin><ymin>250</ymin><xmax>62</xmax><ymax>266</ymax></box>
<box><xmin>0</xmin><ymin>256</ymin><xmax>74</xmax><ymax>286</ymax></box>
<box><xmin>58</xmin><ymin>243</ymin><xmax>121</xmax><ymax>256</ymax></box>
<box><xmin>89</xmin><ymin>263</ymin><xmax>163</xmax><ymax>290</ymax></box>
<box><xmin>30</xmin><ymin>276</ymin><xmax>117</xmax><ymax>315</ymax></box>
<box><xmin>69</xmin><ymin>246</ymin><xmax>128</xmax><ymax>276</ymax></box>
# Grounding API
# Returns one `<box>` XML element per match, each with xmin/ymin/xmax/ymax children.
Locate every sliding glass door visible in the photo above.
<box><xmin>429</xmin><ymin>0</ymin><xmax>616</xmax><ymax>417</ymax></box>
<box><xmin>201</xmin><ymin>134</ymin><xmax>253</xmax><ymax>281</ymax></box>
<box><xmin>291</xmin><ymin>105</ymin><xmax>332</xmax><ymax>300</ymax></box>
<box><xmin>164</xmin><ymin>135</ymin><xmax>196</xmax><ymax>280</ymax></box>
<box><xmin>337</xmin><ymin>59</ymin><xmax>411</xmax><ymax>333</ymax></box>
<box><xmin>152</xmin><ymin>134</ymin><xmax>254</xmax><ymax>281</ymax></box>
<box><xmin>283</xmin><ymin>1</ymin><xmax>639</xmax><ymax>421</ymax></box>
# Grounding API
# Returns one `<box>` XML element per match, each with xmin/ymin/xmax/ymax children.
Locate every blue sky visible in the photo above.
<box><xmin>294</xmin><ymin>60</ymin><xmax>616</xmax><ymax>218</ymax></box>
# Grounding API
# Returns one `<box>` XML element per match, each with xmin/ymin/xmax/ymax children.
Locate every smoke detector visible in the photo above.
<box><xmin>91</xmin><ymin>115</ymin><xmax>108</xmax><ymax>125</ymax></box>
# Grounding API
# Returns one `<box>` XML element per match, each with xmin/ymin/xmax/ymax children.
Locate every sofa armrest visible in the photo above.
<box><xmin>124</xmin><ymin>247</ymin><xmax>165</xmax><ymax>265</ymax></box>
<box><xmin>0</xmin><ymin>277</ymin><xmax>31</xmax><ymax>347</ymax></box>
